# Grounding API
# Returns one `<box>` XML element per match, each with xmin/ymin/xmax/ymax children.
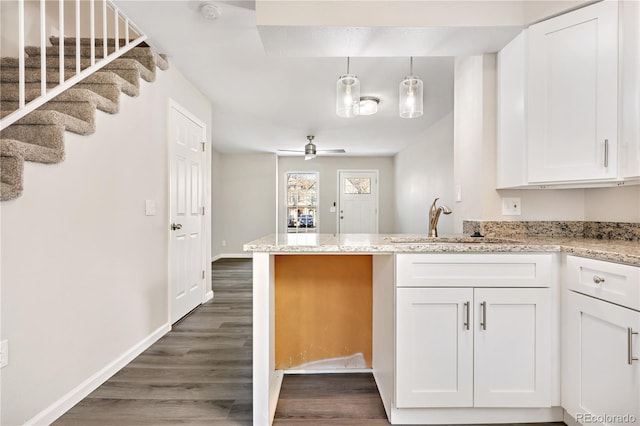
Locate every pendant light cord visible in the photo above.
<box><xmin>347</xmin><ymin>56</ymin><xmax>350</xmax><ymax>74</ymax></box>
<box><xmin>410</xmin><ymin>56</ymin><xmax>413</xmax><ymax>76</ymax></box>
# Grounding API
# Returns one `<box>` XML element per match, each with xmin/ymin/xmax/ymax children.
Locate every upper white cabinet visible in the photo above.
<box><xmin>527</xmin><ymin>0</ymin><xmax>618</xmax><ymax>183</ymax></box>
<box><xmin>497</xmin><ymin>31</ymin><xmax>528</xmax><ymax>189</ymax></box>
<box><xmin>620</xmin><ymin>0</ymin><xmax>640</xmax><ymax>179</ymax></box>
<box><xmin>496</xmin><ymin>0</ymin><xmax>640</xmax><ymax>187</ymax></box>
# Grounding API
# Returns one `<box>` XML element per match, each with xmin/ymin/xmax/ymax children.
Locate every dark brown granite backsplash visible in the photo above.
<box><xmin>463</xmin><ymin>221</ymin><xmax>640</xmax><ymax>242</ymax></box>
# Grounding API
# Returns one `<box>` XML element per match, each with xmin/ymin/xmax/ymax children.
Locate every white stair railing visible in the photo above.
<box><xmin>0</xmin><ymin>0</ymin><xmax>147</xmax><ymax>131</ymax></box>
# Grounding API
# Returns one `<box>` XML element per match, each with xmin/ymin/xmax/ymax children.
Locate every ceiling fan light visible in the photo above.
<box><xmin>304</xmin><ymin>153</ymin><xmax>316</xmax><ymax>161</ymax></box>
<box><xmin>359</xmin><ymin>96</ymin><xmax>380</xmax><ymax>116</ymax></box>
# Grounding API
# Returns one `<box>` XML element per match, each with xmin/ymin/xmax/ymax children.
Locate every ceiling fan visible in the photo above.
<box><xmin>278</xmin><ymin>135</ymin><xmax>346</xmax><ymax>160</ymax></box>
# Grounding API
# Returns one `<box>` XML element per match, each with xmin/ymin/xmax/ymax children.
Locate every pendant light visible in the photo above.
<box><xmin>336</xmin><ymin>57</ymin><xmax>360</xmax><ymax>118</ymax></box>
<box><xmin>399</xmin><ymin>57</ymin><xmax>423</xmax><ymax>118</ymax></box>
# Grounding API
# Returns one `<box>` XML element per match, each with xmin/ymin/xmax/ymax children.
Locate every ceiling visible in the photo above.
<box><xmin>112</xmin><ymin>1</ymin><xmax>568</xmax><ymax>156</ymax></box>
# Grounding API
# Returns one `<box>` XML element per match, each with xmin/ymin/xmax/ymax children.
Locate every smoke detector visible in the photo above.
<box><xmin>199</xmin><ymin>2</ymin><xmax>222</xmax><ymax>20</ymax></box>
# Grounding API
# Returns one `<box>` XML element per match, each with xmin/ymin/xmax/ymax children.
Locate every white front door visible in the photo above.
<box><xmin>338</xmin><ymin>170</ymin><xmax>378</xmax><ymax>234</ymax></box>
<box><xmin>169</xmin><ymin>102</ymin><xmax>206</xmax><ymax>324</ymax></box>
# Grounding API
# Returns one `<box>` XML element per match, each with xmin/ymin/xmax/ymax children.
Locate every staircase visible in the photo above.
<box><xmin>0</xmin><ymin>37</ymin><xmax>169</xmax><ymax>201</ymax></box>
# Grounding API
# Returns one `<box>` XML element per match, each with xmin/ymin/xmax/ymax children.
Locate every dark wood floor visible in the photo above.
<box><xmin>55</xmin><ymin>258</ymin><xmax>565</xmax><ymax>426</ymax></box>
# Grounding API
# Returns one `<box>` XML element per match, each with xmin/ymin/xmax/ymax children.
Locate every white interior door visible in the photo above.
<box><xmin>338</xmin><ymin>170</ymin><xmax>378</xmax><ymax>234</ymax></box>
<box><xmin>169</xmin><ymin>102</ymin><xmax>206</xmax><ymax>324</ymax></box>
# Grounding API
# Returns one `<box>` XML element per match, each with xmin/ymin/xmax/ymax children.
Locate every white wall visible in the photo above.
<box><xmin>211</xmin><ymin>148</ymin><xmax>224</xmax><ymax>258</ymax></box>
<box><xmin>216</xmin><ymin>153</ymin><xmax>277</xmax><ymax>255</ymax></box>
<box><xmin>453</xmin><ymin>54</ymin><xmax>587</xmax><ymax>230</ymax></box>
<box><xmin>0</xmin><ymin>66</ymin><xmax>212</xmax><ymax>425</ymax></box>
<box><xmin>277</xmin><ymin>156</ymin><xmax>395</xmax><ymax>234</ymax></box>
<box><xmin>394</xmin><ymin>112</ymin><xmax>455</xmax><ymax>234</ymax></box>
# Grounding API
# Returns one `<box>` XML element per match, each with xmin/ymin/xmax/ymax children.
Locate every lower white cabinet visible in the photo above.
<box><xmin>563</xmin><ymin>286</ymin><xmax>640</xmax><ymax>424</ymax></box>
<box><xmin>396</xmin><ymin>286</ymin><xmax>551</xmax><ymax>408</ymax></box>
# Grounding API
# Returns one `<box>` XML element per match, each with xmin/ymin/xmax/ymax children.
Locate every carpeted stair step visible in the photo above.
<box><xmin>51</xmin><ymin>37</ymin><xmax>149</xmax><ymax>47</ymax></box>
<box><xmin>0</xmin><ymin>56</ymin><xmax>157</xmax><ymax>82</ymax></box>
<box><xmin>0</xmin><ymin>63</ymin><xmax>143</xmax><ymax>92</ymax></box>
<box><xmin>49</xmin><ymin>37</ymin><xmax>169</xmax><ymax>71</ymax></box>
<box><xmin>0</xmin><ymin>123</ymin><xmax>66</xmax><ymax>163</ymax></box>
<box><xmin>0</xmin><ymin>140</ymin><xmax>26</xmax><ymax>200</ymax></box>
<box><xmin>2</xmin><ymin>110</ymin><xmax>95</xmax><ymax>136</ymax></box>
<box><xmin>1</xmin><ymin>87</ymin><xmax>118</xmax><ymax>114</ymax></box>
<box><xmin>2</xmin><ymin>81</ymin><xmax>122</xmax><ymax>107</ymax></box>
<box><xmin>0</xmin><ymin>70</ymin><xmax>139</xmax><ymax>97</ymax></box>
<box><xmin>2</xmin><ymin>96</ymin><xmax>98</xmax><ymax>128</ymax></box>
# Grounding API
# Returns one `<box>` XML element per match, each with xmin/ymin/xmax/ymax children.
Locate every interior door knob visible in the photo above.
<box><xmin>171</xmin><ymin>223</ymin><xmax>182</xmax><ymax>230</ymax></box>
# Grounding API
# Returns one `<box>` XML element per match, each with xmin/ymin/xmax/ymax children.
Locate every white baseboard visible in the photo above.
<box><xmin>203</xmin><ymin>290</ymin><xmax>214</xmax><ymax>303</ymax></box>
<box><xmin>211</xmin><ymin>253</ymin><xmax>252</xmax><ymax>262</ymax></box>
<box><xmin>26</xmin><ymin>323</ymin><xmax>171</xmax><ymax>426</ymax></box>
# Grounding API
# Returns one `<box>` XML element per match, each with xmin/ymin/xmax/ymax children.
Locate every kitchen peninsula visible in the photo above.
<box><xmin>245</xmin><ymin>228</ymin><xmax>640</xmax><ymax>426</ymax></box>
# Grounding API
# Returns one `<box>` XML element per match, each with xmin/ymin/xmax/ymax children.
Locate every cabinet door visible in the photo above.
<box><xmin>563</xmin><ymin>291</ymin><xmax>640</xmax><ymax>424</ymax></box>
<box><xmin>396</xmin><ymin>288</ymin><xmax>473</xmax><ymax>407</ymax></box>
<box><xmin>497</xmin><ymin>30</ymin><xmax>527</xmax><ymax>189</ymax></box>
<box><xmin>527</xmin><ymin>1</ymin><xmax>618</xmax><ymax>183</ymax></box>
<box><xmin>474</xmin><ymin>288</ymin><xmax>551</xmax><ymax>407</ymax></box>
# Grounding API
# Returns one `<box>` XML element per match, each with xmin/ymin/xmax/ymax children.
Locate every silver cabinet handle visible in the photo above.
<box><xmin>604</xmin><ymin>139</ymin><xmax>609</xmax><ymax>168</ymax></box>
<box><xmin>171</xmin><ymin>223</ymin><xmax>182</xmax><ymax>231</ymax></box>
<box><xmin>480</xmin><ymin>301</ymin><xmax>487</xmax><ymax>330</ymax></box>
<box><xmin>593</xmin><ymin>275</ymin><xmax>605</xmax><ymax>285</ymax></box>
<box><xmin>628</xmin><ymin>328</ymin><xmax>638</xmax><ymax>365</ymax></box>
<box><xmin>463</xmin><ymin>301</ymin><xmax>470</xmax><ymax>331</ymax></box>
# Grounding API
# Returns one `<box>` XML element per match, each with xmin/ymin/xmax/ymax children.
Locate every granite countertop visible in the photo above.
<box><xmin>243</xmin><ymin>233</ymin><xmax>640</xmax><ymax>267</ymax></box>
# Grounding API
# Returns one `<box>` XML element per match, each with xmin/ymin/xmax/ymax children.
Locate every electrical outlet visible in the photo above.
<box><xmin>1</xmin><ymin>340</ymin><xmax>8</xmax><ymax>368</ymax></box>
<box><xmin>502</xmin><ymin>197</ymin><xmax>522</xmax><ymax>216</ymax></box>
<box><xmin>222</xmin><ymin>240</ymin><xmax>227</xmax><ymax>247</ymax></box>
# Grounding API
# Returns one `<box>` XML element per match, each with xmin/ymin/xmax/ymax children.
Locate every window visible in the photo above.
<box><xmin>286</xmin><ymin>172</ymin><xmax>318</xmax><ymax>233</ymax></box>
<box><xmin>344</xmin><ymin>177</ymin><xmax>371</xmax><ymax>194</ymax></box>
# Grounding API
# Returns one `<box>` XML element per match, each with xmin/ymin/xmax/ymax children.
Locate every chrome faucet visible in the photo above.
<box><xmin>428</xmin><ymin>197</ymin><xmax>452</xmax><ymax>237</ymax></box>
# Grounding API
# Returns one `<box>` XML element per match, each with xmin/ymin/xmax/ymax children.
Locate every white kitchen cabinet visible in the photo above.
<box><xmin>396</xmin><ymin>288</ymin><xmax>473</xmax><ymax>408</ymax></box>
<box><xmin>562</xmin><ymin>256</ymin><xmax>640</xmax><ymax>425</ymax></box>
<box><xmin>527</xmin><ymin>1</ymin><xmax>618</xmax><ymax>183</ymax></box>
<box><xmin>497</xmin><ymin>30</ymin><xmax>528</xmax><ymax>189</ymax></box>
<box><xmin>474</xmin><ymin>288</ymin><xmax>551</xmax><ymax>407</ymax></box>
<box><xmin>620</xmin><ymin>0</ymin><xmax>640</xmax><ymax>179</ymax></box>
<box><xmin>396</xmin><ymin>254</ymin><xmax>553</xmax><ymax>409</ymax></box>
<box><xmin>563</xmin><ymin>291</ymin><xmax>640</xmax><ymax>424</ymax></box>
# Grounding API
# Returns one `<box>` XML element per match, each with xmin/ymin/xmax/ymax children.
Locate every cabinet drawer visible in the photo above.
<box><xmin>396</xmin><ymin>254</ymin><xmax>552</xmax><ymax>287</ymax></box>
<box><xmin>566</xmin><ymin>256</ymin><xmax>640</xmax><ymax>311</ymax></box>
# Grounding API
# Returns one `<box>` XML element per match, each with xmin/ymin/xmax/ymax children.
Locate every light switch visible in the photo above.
<box><xmin>145</xmin><ymin>200</ymin><xmax>156</xmax><ymax>216</ymax></box>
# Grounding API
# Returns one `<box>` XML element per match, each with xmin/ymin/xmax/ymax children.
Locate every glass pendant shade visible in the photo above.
<box><xmin>336</xmin><ymin>74</ymin><xmax>360</xmax><ymax>118</ymax></box>
<box><xmin>399</xmin><ymin>76</ymin><xmax>423</xmax><ymax>118</ymax></box>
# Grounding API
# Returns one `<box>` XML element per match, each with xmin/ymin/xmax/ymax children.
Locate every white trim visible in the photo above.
<box><xmin>284</xmin><ymin>368</ymin><xmax>373</xmax><ymax>375</ymax></box>
<box><xmin>203</xmin><ymin>290</ymin><xmax>214</xmax><ymax>303</ymax></box>
<box><xmin>26</xmin><ymin>323</ymin><xmax>170</xmax><ymax>426</ymax></box>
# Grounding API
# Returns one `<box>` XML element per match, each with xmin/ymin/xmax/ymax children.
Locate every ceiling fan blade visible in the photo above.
<box><xmin>277</xmin><ymin>149</ymin><xmax>304</xmax><ymax>153</ymax></box>
<box><xmin>317</xmin><ymin>149</ymin><xmax>346</xmax><ymax>154</ymax></box>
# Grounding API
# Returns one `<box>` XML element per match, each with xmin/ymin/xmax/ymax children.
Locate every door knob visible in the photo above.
<box><xmin>171</xmin><ymin>223</ymin><xmax>182</xmax><ymax>230</ymax></box>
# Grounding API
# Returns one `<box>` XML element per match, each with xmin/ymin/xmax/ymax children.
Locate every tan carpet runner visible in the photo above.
<box><xmin>0</xmin><ymin>37</ymin><xmax>169</xmax><ymax>201</ymax></box>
